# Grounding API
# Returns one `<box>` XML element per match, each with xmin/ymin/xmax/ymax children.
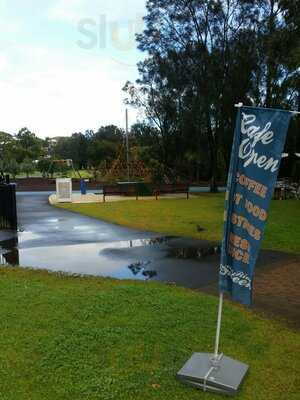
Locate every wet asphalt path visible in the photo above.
<box><xmin>0</xmin><ymin>193</ymin><xmax>294</xmax><ymax>291</ymax></box>
<box><xmin>0</xmin><ymin>193</ymin><xmax>222</xmax><ymax>288</ymax></box>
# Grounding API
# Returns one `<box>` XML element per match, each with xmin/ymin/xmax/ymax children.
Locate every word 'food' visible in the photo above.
<box><xmin>245</xmin><ymin>199</ymin><xmax>267</xmax><ymax>221</ymax></box>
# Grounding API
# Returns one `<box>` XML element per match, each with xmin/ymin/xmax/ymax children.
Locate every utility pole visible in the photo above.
<box><xmin>125</xmin><ymin>108</ymin><xmax>130</xmax><ymax>182</ymax></box>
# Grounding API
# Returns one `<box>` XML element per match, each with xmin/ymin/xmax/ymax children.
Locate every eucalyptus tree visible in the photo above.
<box><xmin>124</xmin><ymin>0</ymin><xmax>300</xmax><ymax>188</ymax></box>
<box><xmin>125</xmin><ymin>0</ymin><xmax>260</xmax><ymax>189</ymax></box>
<box><xmin>249</xmin><ymin>0</ymin><xmax>300</xmax><ymax>108</ymax></box>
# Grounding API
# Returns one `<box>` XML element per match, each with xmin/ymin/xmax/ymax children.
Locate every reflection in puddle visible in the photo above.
<box><xmin>168</xmin><ymin>245</ymin><xmax>221</xmax><ymax>260</ymax></box>
<box><xmin>127</xmin><ymin>236</ymin><xmax>174</xmax><ymax>248</ymax></box>
<box><xmin>73</xmin><ymin>226</ymin><xmax>95</xmax><ymax>231</ymax></box>
<box><xmin>46</xmin><ymin>218</ymin><xmax>60</xmax><ymax>223</ymax></box>
<box><xmin>0</xmin><ymin>237</ymin><xmax>19</xmax><ymax>265</ymax></box>
<box><xmin>127</xmin><ymin>261</ymin><xmax>157</xmax><ymax>279</ymax></box>
<box><xmin>99</xmin><ymin>236</ymin><xmax>175</xmax><ymax>253</ymax></box>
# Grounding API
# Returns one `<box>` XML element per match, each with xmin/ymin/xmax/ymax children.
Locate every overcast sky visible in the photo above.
<box><xmin>0</xmin><ymin>0</ymin><xmax>147</xmax><ymax>137</ymax></box>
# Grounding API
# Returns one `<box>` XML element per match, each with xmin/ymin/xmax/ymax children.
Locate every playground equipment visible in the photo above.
<box><xmin>47</xmin><ymin>159</ymin><xmax>81</xmax><ymax>178</ymax></box>
<box><xmin>99</xmin><ymin>146</ymin><xmax>151</xmax><ymax>183</ymax></box>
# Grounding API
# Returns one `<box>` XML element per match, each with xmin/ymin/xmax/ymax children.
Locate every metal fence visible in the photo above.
<box><xmin>0</xmin><ymin>184</ymin><xmax>17</xmax><ymax>230</ymax></box>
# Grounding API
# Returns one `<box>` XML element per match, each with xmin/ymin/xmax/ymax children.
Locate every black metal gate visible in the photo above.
<box><xmin>0</xmin><ymin>184</ymin><xmax>17</xmax><ymax>230</ymax></box>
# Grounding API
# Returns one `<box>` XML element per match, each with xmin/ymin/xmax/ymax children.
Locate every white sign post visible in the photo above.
<box><xmin>56</xmin><ymin>178</ymin><xmax>72</xmax><ymax>203</ymax></box>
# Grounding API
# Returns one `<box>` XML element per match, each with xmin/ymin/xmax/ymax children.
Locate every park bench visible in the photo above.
<box><xmin>102</xmin><ymin>183</ymin><xmax>190</xmax><ymax>202</ymax></box>
<box><xmin>102</xmin><ymin>184</ymin><xmax>138</xmax><ymax>202</ymax></box>
<box><xmin>274</xmin><ymin>178</ymin><xmax>300</xmax><ymax>200</ymax></box>
<box><xmin>153</xmin><ymin>183</ymin><xmax>190</xmax><ymax>200</ymax></box>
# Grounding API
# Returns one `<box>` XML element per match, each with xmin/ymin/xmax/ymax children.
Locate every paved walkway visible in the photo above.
<box><xmin>1</xmin><ymin>193</ymin><xmax>299</xmax><ymax>328</ymax></box>
<box><xmin>1</xmin><ymin>193</ymin><xmax>222</xmax><ymax>287</ymax></box>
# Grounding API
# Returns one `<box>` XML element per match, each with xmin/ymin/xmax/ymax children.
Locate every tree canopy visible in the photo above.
<box><xmin>124</xmin><ymin>0</ymin><xmax>300</xmax><ymax>189</ymax></box>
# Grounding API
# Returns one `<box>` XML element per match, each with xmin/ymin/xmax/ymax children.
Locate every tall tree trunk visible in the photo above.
<box><xmin>265</xmin><ymin>0</ymin><xmax>276</xmax><ymax>107</ymax></box>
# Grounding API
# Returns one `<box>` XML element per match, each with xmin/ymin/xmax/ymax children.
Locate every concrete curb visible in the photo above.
<box><xmin>49</xmin><ymin>193</ymin><xmax>198</xmax><ymax>205</ymax></box>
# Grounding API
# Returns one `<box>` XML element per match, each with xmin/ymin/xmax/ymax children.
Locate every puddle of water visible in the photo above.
<box><xmin>0</xmin><ymin>236</ymin><xmax>173</xmax><ymax>279</ymax></box>
<box><xmin>0</xmin><ymin>234</ymin><xmax>220</xmax><ymax>285</ymax></box>
<box><xmin>46</xmin><ymin>218</ymin><xmax>60</xmax><ymax>223</ymax></box>
<box><xmin>168</xmin><ymin>245</ymin><xmax>221</xmax><ymax>260</ymax></box>
<box><xmin>0</xmin><ymin>242</ymin><xmax>158</xmax><ymax>281</ymax></box>
<box><xmin>18</xmin><ymin>231</ymin><xmax>41</xmax><ymax>242</ymax></box>
<box><xmin>73</xmin><ymin>226</ymin><xmax>95</xmax><ymax>231</ymax></box>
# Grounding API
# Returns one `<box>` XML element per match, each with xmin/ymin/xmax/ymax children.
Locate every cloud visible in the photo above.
<box><xmin>0</xmin><ymin>53</ymin><xmax>9</xmax><ymax>72</ymax></box>
<box><xmin>0</xmin><ymin>45</ymin><xmax>138</xmax><ymax>137</ymax></box>
<box><xmin>48</xmin><ymin>0</ymin><xmax>85</xmax><ymax>22</ymax></box>
<box><xmin>0</xmin><ymin>19</ymin><xmax>22</xmax><ymax>35</ymax></box>
<box><xmin>48</xmin><ymin>0</ymin><xmax>146</xmax><ymax>23</ymax></box>
<box><xmin>0</xmin><ymin>1</ymin><xmax>145</xmax><ymax>138</ymax></box>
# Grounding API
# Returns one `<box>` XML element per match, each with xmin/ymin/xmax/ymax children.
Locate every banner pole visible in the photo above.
<box><xmin>234</xmin><ymin>102</ymin><xmax>300</xmax><ymax>115</ymax></box>
<box><xmin>213</xmin><ymin>292</ymin><xmax>224</xmax><ymax>359</ymax></box>
<box><xmin>177</xmin><ymin>103</ymin><xmax>293</xmax><ymax>394</ymax></box>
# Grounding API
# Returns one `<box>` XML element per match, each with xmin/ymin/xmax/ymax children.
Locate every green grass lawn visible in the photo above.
<box><xmin>58</xmin><ymin>195</ymin><xmax>300</xmax><ymax>254</ymax></box>
<box><xmin>0</xmin><ymin>267</ymin><xmax>299</xmax><ymax>400</ymax></box>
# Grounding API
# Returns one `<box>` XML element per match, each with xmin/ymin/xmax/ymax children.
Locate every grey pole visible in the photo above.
<box><xmin>125</xmin><ymin>109</ymin><xmax>130</xmax><ymax>182</ymax></box>
<box><xmin>177</xmin><ymin>288</ymin><xmax>249</xmax><ymax>395</ymax></box>
<box><xmin>213</xmin><ymin>292</ymin><xmax>224</xmax><ymax>360</ymax></box>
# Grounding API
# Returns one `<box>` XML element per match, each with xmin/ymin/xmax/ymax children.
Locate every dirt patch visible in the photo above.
<box><xmin>252</xmin><ymin>259</ymin><xmax>300</xmax><ymax>329</ymax></box>
<box><xmin>201</xmin><ymin>256</ymin><xmax>300</xmax><ymax>330</ymax></box>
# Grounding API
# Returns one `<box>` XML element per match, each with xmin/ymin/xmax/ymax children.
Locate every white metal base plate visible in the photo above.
<box><xmin>177</xmin><ymin>353</ymin><xmax>248</xmax><ymax>396</ymax></box>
